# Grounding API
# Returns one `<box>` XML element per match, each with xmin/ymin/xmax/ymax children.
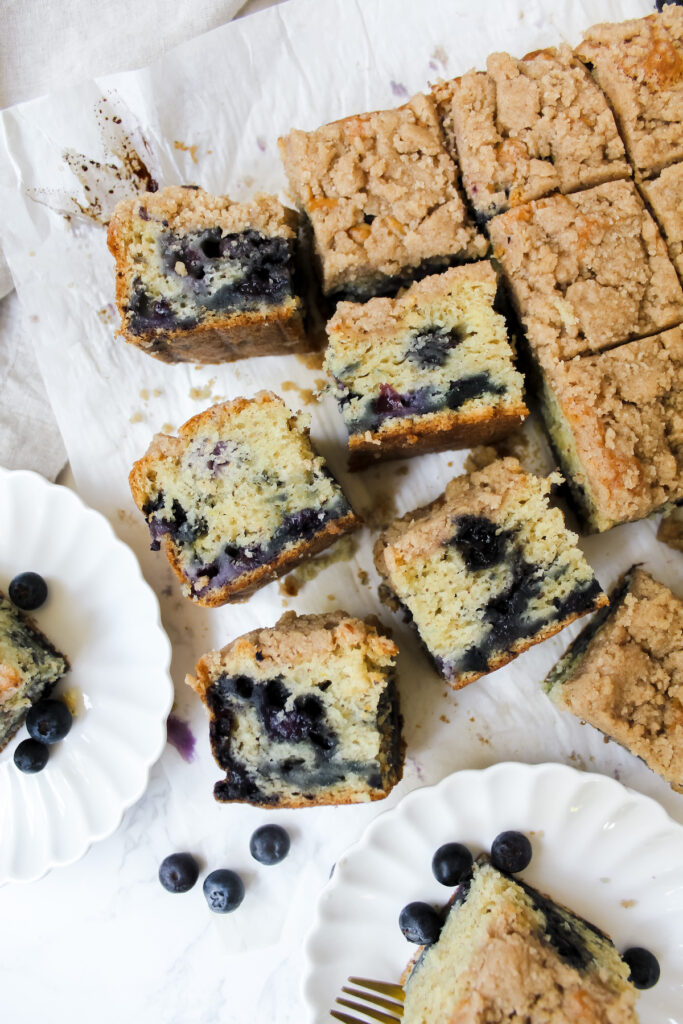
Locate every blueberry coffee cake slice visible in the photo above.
<box><xmin>107</xmin><ymin>185</ymin><xmax>309</xmax><ymax>364</ymax></box>
<box><xmin>187</xmin><ymin>611</ymin><xmax>403</xmax><ymax>807</ymax></box>
<box><xmin>537</xmin><ymin>327</ymin><xmax>683</xmax><ymax>533</ymax></box>
<box><xmin>576</xmin><ymin>6</ymin><xmax>683</xmax><ymax>179</ymax></box>
<box><xmin>374</xmin><ymin>458</ymin><xmax>606</xmax><ymax>689</ymax></box>
<box><xmin>544</xmin><ymin>567</ymin><xmax>683</xmax><ymax>792</ymax></box>
<box><xmin>129</xmin><ymin>392</ymin><xmax>359</xmax><ymax>606</ymax></box>
<box><xmin>278</xmin><ymin>93</ymin><xmax>487</xmax><ymax>302</ymax></box>
<box><xmin>0</xmin><ymin>593</ymin><xmax>69</xmax><ymax>751</ymax></box>
<box><xmin>489</xmin><ymin>180</ymin><xmax>683</xmax><ymax>366</ymax></box>
<box><xmin>325</xmin><ymin>263</ymin><xmax>528</xmax><ymax>468</ymax></box>
<box><xmin>640</xmin><ymin>163</ymin><xmax>683</xmax><ymax>282</ymax></box>
<box><xmin>402</xmin><ymin>858</ymin><xmax>638</xmax><ymax>1024</ymax></box>
<box><xmin>433</xmin><ymin>45</ymin><xmax>629</xmax><ymax>222</ymax></box>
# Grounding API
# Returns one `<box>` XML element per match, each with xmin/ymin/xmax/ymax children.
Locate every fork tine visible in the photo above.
<box><xmin>341</xmin><ymin>987</ymin><xmax>404</xmax><ymax>1013</ymax></box>
<box><xmin>331</xmin><ymin>1010</ymin><xmax>366</xmax><ymax>1024</ymax></box>
<box><xmin>335</xmin><ymin>997</ymin><xmax>401</xmax><ymax>1024</ymax></box>
<box><xmin>348</xmin><ymin>978</ymin><xmax>405</xmax><ymax>1002</ymax></box>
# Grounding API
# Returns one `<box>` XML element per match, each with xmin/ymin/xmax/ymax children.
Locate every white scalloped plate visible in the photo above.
<box><xmin>0</xmin><ymin>468</ymin><xmax>173</xmax><ymax>884</ymax></box>
<box><xmin>303</xmin><ymin>762</ymin><xmax>683</xmax><ymax>1023</ymax></box>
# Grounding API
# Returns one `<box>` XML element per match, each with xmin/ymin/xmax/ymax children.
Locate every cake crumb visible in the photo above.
<box><xmin>281</xmin><ymin>380</ymin><xmax>318</xmax><ymax>405</ymax></box>
<box><xmin>327</xmin><ymin>594</ymin><xmax>336</xmax><ymax>602</ymax></box>
<box><xmin>189</xmin><ymin>379</ymin><xmax>216</xmax><ymax>401</ymax></box>
<box><xmin>600</xmin><ymin>877</ymin><xmax>611</xmax><ymax>884</ymax></box>
<box><xmin>296</xmin><ymin>350</ymin><xmax>325</xmax><ymax>371</ymax></box>
<box><xmin>620</xmin><ymin>899</ymin><xmax>637</xmax><ymax>909</ymax></box>
<box><xmin>278</xmin><ymin>576</ymin><xmax>300</xmax><ymax>597</ymax></box>
<box><xmin>394</xmin><ymin>465</ymin><xmax>410</xmax><ymax>476</ymax></box>
<box><xmin>357</xmin><ymin>569</ymin><xmax>370</xmax><ymax>586</ymax></box>
<box><xmin>173</xmin><ymin>140</ymin><xmax>199</xmax><ymax>164</ymax></box>
<box><xmin>440</xmin><ymin>714</ymin><xmax>450</xmax><ymax>724</ymax></box>
<box><xmin>129</xmin><ymin>410</ymin><xmax>144</xmax><ymax>423</ymax></box>
<box><xmin>358</xmin><ymin>491</ymin><xmax>397</xmax><ymax>529</ymax></box>
<box><xmin>161</xmin><ymin>422</ymin><xmax>174</xmax><ymax>433</ymax></box>
<box><xmin>139</xmin><ymin>388</ymin><xmax>149</xmax><ymax>401</ymax></box>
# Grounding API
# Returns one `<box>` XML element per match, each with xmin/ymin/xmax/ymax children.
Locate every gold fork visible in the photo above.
<box><xmin>330</xmin><ymin>976</ymin><xmax>405</xmax><ymax>1023</ymax></box>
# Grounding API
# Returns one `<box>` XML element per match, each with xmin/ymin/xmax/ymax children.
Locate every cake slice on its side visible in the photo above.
<box><xmin>107</xmin><ymin>185</ymin><xmax>309</xmax><ymax>364</ymax></box>
<box><xmin>544</xmin><ymin>566</ymin><xmax>683</xmax><ymax>793</ymax></box>
<box><xmin>402</xmin><ymin>859</ymin><xmax>638</xmax><ymax>1024</ymax></box>
<box><xmin>129</xmin><ymin>392</ymin><xmax>360</xmax><ymax>606</ymax></box>
<box><xmin>374</xmin><ymin>458</ymin><xmax>607</xmax><ymax>689</ymax></box>
<box><xmin>187</xmin><ymin>611</ymin><xmax>403</xmax><ymax>807</ymax></box>
<box><xmin>0</xmin><ymin>594</ymin><xmax>69</xmax><ymax>751</ymax></box>
<box><xmin>325</xmin><ymin>264</ymin><xmax>528</xmax><ymax>468</ymax></box>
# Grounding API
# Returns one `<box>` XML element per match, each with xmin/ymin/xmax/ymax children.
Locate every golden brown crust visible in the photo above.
<box><xmin>348</xmin><ymin>404</ymin><xmax>529</xmax><ymax>469</ymax></box>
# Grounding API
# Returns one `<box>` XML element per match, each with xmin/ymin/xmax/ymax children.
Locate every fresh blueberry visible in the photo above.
<box><xmin>432</xmin><ymin>843</ymin><xmax>473</xmax><ymax>887</ymax></box>
<box><xmin>13</xmin><ymin>739</ymin><xmax>49</xmax><ymax>773</ymax></box>
<box><xmin>203</xmin><ymin>869</ymin><xmax>245</xmax><ymax>913</ymax></box>
<box><xmin>622</xmin><ymin>947</ymin><xmax>660</xmax><ymax>989</ymax></box>
<box><xmin>26</xmin><ymin>700</ymin><xmax>72</xmax><ymax>745</ymax></box>
<box><xmin>158</xmin><ymin>852</ymin><xmax>199</xmax><ymax>894</ymax></box>
<box><xmin>250</xmin><ymin>824</ymin><xmax>291</xmax><ymax>865</ymax></box>
<box><xmin>9</xmin><ymin>572</ymin><xmax>48</xmax><ymax>611</ymax></box>
<box><xmin>398</xmin><ymin>902</ymin><xmax>442</xmax><ymax>945</ymax></box>
<box><xmin>490</xmin><ymin>831</ymin><xmax>532</xmax><ymax>873</ymax></box>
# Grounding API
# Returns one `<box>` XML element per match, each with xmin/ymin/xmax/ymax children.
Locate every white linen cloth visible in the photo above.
<box><xmin>0</xmin><ymin>0</ymin><xmax>283</xmax><ymax>477</ymax></box>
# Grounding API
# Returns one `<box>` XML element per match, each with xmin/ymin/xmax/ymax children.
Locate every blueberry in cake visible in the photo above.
<box><xmin>0</xmin><ymin>592</ymin><xmax>69</xmax><ymax>751</ymax></box>
<box><xmin>433</xmin><ymin>45</ymin><xmax>629</xmax><ymax>222</ymax></box>
<box><xmin>324</xmin><ymin>263</ymin><xmax>528</xmax><ymax>468</ymax></box>
<box><xmin>374</xmin><ymin>457</ymin><xmax>607</xmax><ymax>689</ymax></box>
<box><xmin>535</xmin><ymin>327</ymin><xmax>683</xmax><ymax>532</ymax></box>
<box><xmin>129</xmin><ymin>392</ymin><xmax>360</xmax><ymax>605</ymax></box>
<box><xmin>278</xmin><ymin>93</ymin><xmax>487</xmax><ymax>302</ymax></box>
<box><xmin>187</xmin><ymin>610</ymin><xmax>403</xmax><ymax>807</ymax></box>
<box><xmin>107</xmin><ymin>185</ymin><xmax>310</xmax><ymax>364</ymax></box>
<box><xmin>401</xmin><ymin>858</ymin><xmax>638</xmax><ymax>1023</ymax></box>
<box><xmin>544</xmin><ymin>566</ymin><xmax>683</xmax><ymax>792</ymax></box>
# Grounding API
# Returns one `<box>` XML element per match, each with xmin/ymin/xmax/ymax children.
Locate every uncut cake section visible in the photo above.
<box><xmin>278</xmin><ymin>93</ymin><xmax>487</xmax><ymax>302</ymax></box>
<box><xmin>433</xmin><ymin>45</ymin><xmax>629</xmax><ymax>222</ymax></box>
<box><xmin>107</xmin><ymin>185</ymin><xmax>309</xmax><ymax>364</ymax></box>
<box><xmin>402</xmin><ymin>859</ymin><xmax>638</xmax><ymax>1024</ymax></box>
<box><xmin>0</xmin><ymin>593</ymin><xmax>68</xmax><ymax>751</ymax></box>
<box><xmin>324</xmin><ymin>263</ymin><xmax>528</xmax><ymax>468</ymax></box>
<box><xmin>544</xmin><ymin>567</ymin><xmax>683</xmax><ymax>793</ymax></box>
<box><xmin>188</xmin><ymin>611</ymin><xmax>403</xmax><ymax>807</ymax></box>
<box><xmin>129</xmin><ymin>392</ymin><xmax>359</xmax><ymax>606</ymax></box>
<box><xmin>374</xmin><ymin>457</ymin><xmax>606</xmax><ymax>690</ymax></box>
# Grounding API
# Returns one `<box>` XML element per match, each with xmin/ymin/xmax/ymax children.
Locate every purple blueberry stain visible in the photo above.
<box><xmin>167</xmin><ymin>714</ymin><xmax>197</xmax><ymax>762</ymax></box>
<box><xmin>256</xmin><ymin>136</ymin><xmax>267</xmax><ymax>152</ymax></box>
<box><xmin>390</xmin><ymin>81</ymin><xmax>409</xmax><ymax>98</ymax></box>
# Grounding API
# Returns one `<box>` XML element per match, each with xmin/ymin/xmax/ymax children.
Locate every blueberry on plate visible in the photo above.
<box><xmin>622</xmin><ymin>947</ymin><xmax>660</xmax><ymax>989</ymax></box>
<box><xmin>432</xmin><ymin>842</ymin><xmax>473</xmax><ymax>887</ymax></box>
<box><xmin>158</xmin><ymin>852</ymin><xmax>199</xmax><ymax>894</ymax></box>
<box><xmin>249</xmin><ymin>824</ymin><xmax>290</xmax><ymax>865</ymax></box>
<box><xmin>490</xmin><ymin>830</ymin><xmax>532</xmax><ymax>873</ymax></box>
<box><xmin>26</xmin><ymin>700</ymin><xmax>72</xmax><ymax>745</ymax></box>
<box><xmin>9</xmin><ymin>571</ymin><xmax>48</xmax><ymax>611</ymax></box>
<box><xmin>203</xmin><ymin>869</ymin><xmax>245</xmax><ymax>913</ymax></box>
<box><xmin>398</xmin><ymin>902</ymin><xmax>442</xmax><ymax>945</ymax></box>
<box><xmin>13</xmin><ymin>739</ymin><xmax>49</xmax><ymax>774</ymax></box>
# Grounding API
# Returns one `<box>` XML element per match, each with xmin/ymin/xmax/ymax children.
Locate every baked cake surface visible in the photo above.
<box><xmin>374</xmin><ymin>458</ymin><xmax>607</xmax><ymax>689</ymax></box>
<box><xmin>129</xmin><ymin>392</ymin><xmax>359</xmax><ymax>606</ymax></box>
<box><xmin>107</xmin><ymin>185</ymin><xmax>308</xmax><ymax>364</ymax></box>
<box><xmin>489</xmin><ymin>180</ymin><xmax>683</xmax><ymax>364</ymax></box>
<box><xmin>278</xmin><ymin>93</ymin><xmax>487</xmax><ymax>300</ymax></box>
<box><xmin>545</xmin><ymin>567</ymin><xmax>683</xmax><ymax>793</ymax></box>
<box><xmin>0</xmin><ymin>593</ymin><xmax>69</xmax><ymax>751</ymax></box>
<box><xmin>538</xmin><ymin>327</ymin><xmax>683</xmax><ymax>532</ymax></box>
<box><xmin>640</xmin><ymin>162</ymin><xmax>683</xmax><ymax>281</ymax></box>
<box><xmin>576</xmin><ymin>7</ymin><xmax>683</xmax><ymax>177</ymax></box>
<box><xmin>188</xmin><ymin>611</ymin><xmax>403</xmax><ymax>807</ymax></box>
<box><xmin>434</xmin><ymin>46</ymin><xmax>629</xmax><ymax>221</ymax></box>
<box><xmin>402</xmin><ymin>859</ymin><xmax>638</xmax><ymax>1024</ymax></box>
<box><xmin>325</xmin><ymin>263</ymin><xmax>528</xmax><ymax>467</ymax></box>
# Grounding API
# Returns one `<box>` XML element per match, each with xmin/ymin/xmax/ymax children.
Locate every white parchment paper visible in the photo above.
<box><xmin>1</xmin><ymin>0</ymin><xmax>681</xmax><ymax>995</ymax></box>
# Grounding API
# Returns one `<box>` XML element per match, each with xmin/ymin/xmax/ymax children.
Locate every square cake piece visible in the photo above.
<box><xmin>374</xmin><ymin>457</ymin><xmax>607</xmax><ymax>689</ymax></box>
<box><xmin>640</xmin><ymin>162</ymin><xmax>683</xmax><ymax>281</ymax></box>
<box><xmin>107</xmin><ymin>185</ymin><xmax>309</xmax><ymax>364</ymax></box>
<box><xmin>402</xmin><ymin>859</ymin><xmax>638</xmax><ymax>1024</ymax></box>
<box><xmin>188</xmin><ymin>611</ymin><xmax>403</xmax><ymax>807</ymax></box>
<box><xmin>324</xmin><ymin>263</ymin><xmax>528</xmax><ymax>468</ymax></box>
<box><xmin>576</xmin><ymin>7</ymin><xmax>683</xmax><ymax>178</ymax></box>
<box><xmin>489</xmin><ymin>180</ymin><xmax>683</xmax><ymax>365</ymax></box>
<box><xmin>433</xmin><ymin>46</ymin><xmax>629</xmax><ymax>222</ymax></box>
<box><xmin>544</xmin><ymin>567</ymin><xmax>683</xmax><ymax>792</ymax></box>
<box><xmin>537</xmin><ymin>327</ymin><xmax>683</xmax><ymax>533</ymax></box>
<box><xmin>0</xmin><ymin>593</ymin><xmax>69</xmax><ymax>751</ymax></box>
<box><xmin>278</xmin><ymin>93</ymin><xmax>487</xmax><ymax>301</ymax></box>
<box><xmin>129</xmin><ymin>392</ymin><xmax>360</xmax><ymax>606</ymax></box>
